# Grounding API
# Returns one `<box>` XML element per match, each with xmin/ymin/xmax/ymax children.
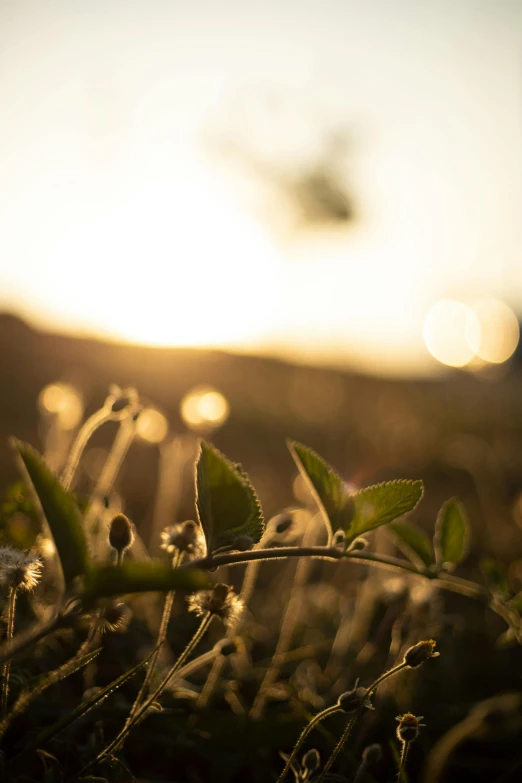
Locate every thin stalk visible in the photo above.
<box><xmin>0</xmin><ymin>638</ymin><xmax>99</xmax><ymax>739</ymax></box>
<box><xmin>353</xmin><ymin>759</ymin><xmax>369</xmax><ymax>783</ymax></box>
<box><xmin>197</xmin><ymin>530</ymin><xmax>273</xmax><ymax>710</ymax></box>
<box><xmin>62</xmin><ymin>408</ymin><xmax>113</xmax><ymax>491</ymax></box>
<box><xmin>1</xmin><ymin>588</ymin><xmax>17</xmax><ymax>717</ymax></box>
<box><xmin>398</xmin><ymin>741</ymin><xmax>410</xmax><ymax>782</ymax></box>
<box><xmin>76</xmin><ymin>613</ymin><xmax>213</xmax><ymax>779</ymax></box>
<box><xmin>276</xmin><ymin>705</ymin><xmax>340</xmax><ymax>783</ymax></box>
<box><xmin>318</xmin><ymin>662</ymin><xmax>409</xmax><ymax>783</ymax></box>
<box><xmin>251</xmin><ymin>517</ymin><xmax>321</xmax><ymax>720</ymax></box>
<box><xmin>125</xmin><ymin>551</ymin><xmax>183</xmax><ymax>724</ymax></box>
<box><xmin>84</xmin><ymin>416</ymin><xmax>137</xmax><ymax>550</ymax></box>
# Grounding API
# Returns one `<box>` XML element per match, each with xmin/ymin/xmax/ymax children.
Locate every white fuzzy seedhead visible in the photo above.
<box><xmin>0</xmin><ymin>546</ymin><xmax>43</xmax><ymax>592</ymax></box>
<box><xmin>187</xmin><ymin>583</ymin><xmax>244</xmax><ymax>628</ymax></box>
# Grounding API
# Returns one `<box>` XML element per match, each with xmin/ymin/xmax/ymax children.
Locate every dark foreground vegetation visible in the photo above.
<box><xmin>0</xmin><ymin>315</ymin><xmax>522</xmax><ymax>782</ymax></box>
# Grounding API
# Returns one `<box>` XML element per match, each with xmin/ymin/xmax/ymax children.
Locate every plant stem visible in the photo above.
<box><xmin>317</xmin><ymin>662</ymin><xmax>409</xmax><ymax>783</ymax></box>
<box><xmin>276</xmin><ymin>705</ymin><xmax>340</xmax><ymax>783</ymax></box>
<box><xmin>77</xmin><ymin>612</ymin><xmax>213</xmax><ymax>778</ymax></box>
<box><xmin>61</xmin><ymin>408</ymin><xmax>113</xmax><ymax>491</ymax></box>
<box><xmin>1</xmin><ymin>588</ymin><xmax>17</xmax><ymax>717</ymax></box>
<box><xmin>398</xmin><ymin>741</ymin><xmax>410</xmax><ymax>782</ymax></box>
<box><xmin>181</xmin><ymin>546</ymin><xmax>489</xmax><ymax>603</ymax></box>
<box><xmin>251</xmin><ymin>517</ymin><xmax>321</xmax><ymax>720</ymax></box>
<box><xmin>125</xmin><ymin>552</ymin><xmax>183</xmax><ymax>725</ymax></box>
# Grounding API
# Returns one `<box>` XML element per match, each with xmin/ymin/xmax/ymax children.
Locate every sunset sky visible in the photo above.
<box><xmin>1</xmin><ymin>0</ymin><xmax>521</xmax><ymax>375</ymax></box>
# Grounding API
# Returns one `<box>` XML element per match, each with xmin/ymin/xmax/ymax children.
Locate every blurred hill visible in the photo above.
<box><xmin>2</xmin><ymin>312</ymin><xmax>522</xmax><ymax>564</ymax></box>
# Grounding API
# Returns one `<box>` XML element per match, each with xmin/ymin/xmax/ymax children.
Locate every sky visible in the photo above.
<box><xmin>1</xmin><ymin>0</ymin><xmax>521</xmax><ymax>375</ymax></box>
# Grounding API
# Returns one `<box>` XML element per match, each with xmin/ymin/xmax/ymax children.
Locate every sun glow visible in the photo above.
<box><xmin>28</xmin><ymin>166</ymin><xmax>282</xmax><ymax>350</ymax></box>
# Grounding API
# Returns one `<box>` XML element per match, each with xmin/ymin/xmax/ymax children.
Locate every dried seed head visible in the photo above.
<box><xmin>101</xmin><ymin>602</ymin><xmax>131</xmax><ymax>634</ymax></box>
<box><xmin>108</xmin><ymin>513</ymin><xmax>135</xmax><ymax>554</ymax></box>
<box><xmin>337</xmin><ymin>683</ymin><xmax>374</xmax><ymax>714</ymax></box>
<box><xmin>403</xmin><ymin>639</ymin><xmax>440</xmax><ymax>668</ymax></box>
<box><xmin>302</xmin><ymin>748</ymin><xmax>320</xmax><ymax>774</ymax></box>
<box><xmin>0</xmin><ymin>546</ymin><xmax>43</xmax><ymax>592</ymax></box>
<box><xmin>187</xmin><ymin>583</ymin><xmax>244</xmax><ymax>628</ymax></box>
<box><xmin>233</xmin><ymin>535</ymin><xmax>254</xmax><ymax>552</ymax></box>
<box><xmin>362</xmin><ymin>744</ymin><xmax>382</xmax><ymax>765</ymax></box>
<box><xmin>395</xmin><ymin>713</ymin><xmax>425</xmax><ymax>743</ymax></box>
<box><xmin>160</xmin><ymin>521</ymin><xmax>206</xmax><ymax>559</ymax></box>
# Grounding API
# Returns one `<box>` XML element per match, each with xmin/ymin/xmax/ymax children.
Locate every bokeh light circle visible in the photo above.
<box><xmin>135</xmin><ymin>408</ymin><xmax>169</xmax><ymax>443</ymax></box>
<box><xmin>467</xmin><ymin>298</ymin><xmax>519</xmax><ymax>364</ymax></box>
<box><xmin>37</xmin><ymin>382</ymin><xmax>83</xmax><ymax>429</ymax></box>
<box><xmin>423</xmin><ymin>299</ymin><xmax>480</xmax><ymax>368</ymax></box>
<box><xmin>180</xmin><ymin>386</ymin><xmax>230</xmax><ymax>430</ymax></box>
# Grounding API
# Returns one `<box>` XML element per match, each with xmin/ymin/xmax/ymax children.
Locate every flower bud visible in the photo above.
<box><xmin>302</xmin><ymin>748</ymin><xmax>320</xmax><ymax>774</ymax></box>
<box><xmin>395</xmin><ymin>713</ymin><xmax>425</xmax><ymax>743</ymax></box>
<box><xmin>215</xmin><ymin>638</ymin><xmax>240</xmax><ymax>657</ymax></box>
<box><xmin>337</xmin><ymin>686</ymin><xmax>373</xmax><ymax>713</ymax></box>
<box><xmin>332</xmin><ymin>530</ymin><xmax>346</xmax><ymax>548</ymax></box>
<box><xmin>348</xmin><ymin>537</ymin><xmax>368</xmax><ymax>552</ymax></box>
<box><xmin>403</xmin><ymin>639</ymin><xmax>439</xmax><ymax>668</ymax></box>
<box><xmin>108</xmin><ymin>513</ymin><xmax>135</xmax><ymax>555</ymax></box>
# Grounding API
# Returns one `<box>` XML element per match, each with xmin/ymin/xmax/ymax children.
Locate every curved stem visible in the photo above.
<box><xmin>353</xmin><ymin>759</ymin><xmax>369</xmax><ymax>783</ymax></box>
<box><xmin>318</xmin><ymin>662</ymin><xmax>409</xmax><ymax>782</ymax></box>
<box><xmin>62</xmin><ymin>408</ymin><xmax>113</xmax><ymax>491</ymax></box>
<box><xmin>181</xmin><ymin>547</ymin><xmax>489</xmax><ymax>604</ymax></box>
<box><xmin>276</xmin><ymin>705</ymin><xmax>340</xmax><ymax>783</ymax></box>
<box><xmin>1</xmin><ymin>588</ymin><xmax>17</xmax><ymax>717</ymax></box>
<box><xmin>126</xmin><ymin>552</ymin><xmax>183</xmax><ymax>724</ymax></box>
<box><xmin>76</xmin><ymin>613</ymin><xmax>213</xmax><ymax>779</ymax></box>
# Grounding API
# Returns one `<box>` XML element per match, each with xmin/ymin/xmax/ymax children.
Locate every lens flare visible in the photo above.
<box><xmin>135</xmin><ymin>408</ymin><xmax>169</xmax><ymax>444</ymax></box>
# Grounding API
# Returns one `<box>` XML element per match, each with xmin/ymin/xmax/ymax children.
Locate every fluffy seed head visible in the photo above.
<box><xmin>396</xmin><ymin>713</ymin><xmax>425</xmax><ymax>743</ymax></box>
<box><xmin>101</xmin><ymin>602</ymin><xmax>131</xmax><ymax>634</ymax></box>
<box><xmin>108</xmin><ymin>513</ymin><xmax>135</xmax><ymax>554</ymax></box>
<box><xmin>403</xmin><ymin>639</ymin><xmax>440</xmax><ymax>668</ymax></box>
<box><xmin>187</xmin><ymin>583</ymin><xmax>244</xmax><ymax>628</ymax></box>
<box><xmin>0</xmin><ymin>546</ymin><xmax>43</xmax><ymax>592</ymax></box>
<box><xmin>160</xmin><ymin>521</ymin><xmax>206</xmax><ymax>559</ymax></box>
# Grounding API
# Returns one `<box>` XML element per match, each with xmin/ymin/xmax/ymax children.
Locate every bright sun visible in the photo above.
<box><xmin>35</xmin><ymin>165</ymin><xmax>282</xmax><ymax>349</ymax></box>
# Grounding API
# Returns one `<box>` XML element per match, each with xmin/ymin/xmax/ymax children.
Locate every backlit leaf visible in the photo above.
<box><xmin>196</xmin><ymin>441</ymin><xmax>264</xmax><ymax>553</ymax></box>
<box><xmin>348</xmin><ymin>480</ymin><xmax>424</xmax><ymax>541</ymax></box>
<box><xmin>82</xmin><ymin>561</ymin><xmax>211</xmax><ymax>601</ymax></box>
<box><xmin>14</xmin><ymin>440</ymin><xmax>89</xmax><ymax>586</ymax></box>
<box><xmin>434</xmin><ymin>498</ymin><xmax>469</xmax><ymax>567</ymax></box>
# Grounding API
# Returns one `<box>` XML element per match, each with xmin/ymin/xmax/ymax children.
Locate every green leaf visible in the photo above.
<box><xmin>480</xmin><ymin>556</ymin><xmax>510</xmax><ymax>598</ymax></box>
<box><xmin>389</xmin><ymin>521</ymin><xmax>435</xmax><ymax>568</ymax></box>
<box><xmin>12</xmin><ymin>645</ymin><xmax>160</xmax><ymax>761</ymax></box>
<box><xmin>14</xmin><ymin>440</ymin><xmax>89</xmax><ymax>586</ymax></box>
<box><xmin>195</xmin><ymin>440</ymin><xmax>264</xmax><ymax>553</ymax></box>
<box><xmin>82</xmin><ymin>561</ymin><xmax>212</xmax><ymax>601</ymax></box>
<box><xmin>348</xmin><ymin>480</ymin><xmax>424</xmax><ymax>542</ymax></box>
<box><xmin>288</xmin><ymin>441</ymin><xmax>354</xmax><ymax>537</ymax></box>
<box><xmin>434</xmin><ymin>499</ymin><xmax>469</xmax><ymax>566</ymax></box>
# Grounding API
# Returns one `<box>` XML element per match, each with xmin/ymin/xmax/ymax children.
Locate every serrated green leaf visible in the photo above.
<box><xmin>347</xmin><ymin>480</ymin><xmax>424</xmax><ymax>541</ymax></box>
<box><xmin>288</xmin><ymin>441</ymin><xmax>354</xmax><ymax>537</ymax></box>
<box><xmin>195</xmin><ymin>441</ymin><xmax>264</xmax><ymax>553</ymax></box>
<box><xmin>434</xmin><ymin>498</ymin><xmax>469</xmax><ymax>566</ymax></box>
<box><xmin>480</xmin><ymin>556</ymin><xmax>510</xmax><ymax>597</ymax></box>
<box><xmin>82</xmin><ymin>561</ymin><xmax>211</xmax><ymax>601</ymax></box>
<box><xmin>14</xmin><ymin>440</ymin><xmax>89</xmax><ymax>586</ymax></box>
<box><xmin>390</xmin><ymin>521</ymin><xmax>435</xmax><ymax>568</ymax></box>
